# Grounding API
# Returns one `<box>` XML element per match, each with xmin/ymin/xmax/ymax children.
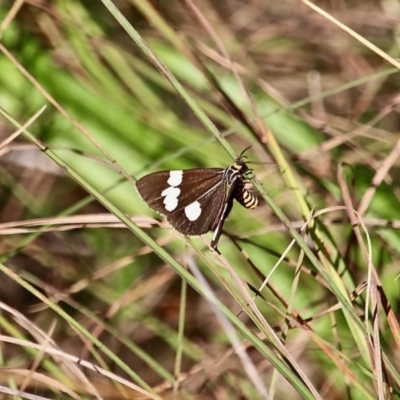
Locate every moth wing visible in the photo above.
<box><xmin>136</xmin><ymin>170</ymin><xmax>176</xmax><ymax>213</ymax></box>
<box><xmin>167</xmin><ymin>178</ymin><xmax>228</xmax><ymax>235</ymax></box>
<box><xmin>136</xmin><ymin>168</ymin><xmax>228</xmax><ymax>235</ymax></box>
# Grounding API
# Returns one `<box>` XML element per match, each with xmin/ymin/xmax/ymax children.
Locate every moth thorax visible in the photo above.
<box><xmin>225</xmin><ymin>165</ymin><xmax>245</xmax><ymax>185</ymax></box>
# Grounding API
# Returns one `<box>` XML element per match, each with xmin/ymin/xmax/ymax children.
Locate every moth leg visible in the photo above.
<box><xmin>210</xmin><ymin>182</ymin><xmax>238</xmax><ymax>251</ymax></box>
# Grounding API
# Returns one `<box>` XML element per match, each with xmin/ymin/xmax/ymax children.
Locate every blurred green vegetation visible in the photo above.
<box><xmin>0</xmin><ymin>1</ymin><xmax>399</xmax><ymax>399</ymax></box>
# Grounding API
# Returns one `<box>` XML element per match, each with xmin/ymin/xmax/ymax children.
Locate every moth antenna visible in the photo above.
<box><xmin>246</xmin><ymin>160</ymin><xmax>274</xmax><ymax>166</ymax></box>
<box><xmin>238</xmin><ymin>145</ymin><xmax>252</xmax><ymax>159</ymax></box>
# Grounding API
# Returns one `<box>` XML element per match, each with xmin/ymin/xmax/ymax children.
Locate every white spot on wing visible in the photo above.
<box><xmin>164</xmin><ymin>197</ymin><xmax>178</xmax><ymax>211</ymax></box>
<box><xmin>185</xmin><ymin>201</ymin><xmax>202</xmax><ymax>221</ymax></box>
<box><xmin>161</xmin><ymin>187</ymin><xmax>181</xmax><ymax>211</ymax></box>
<box><xmin>167</xmin><ymin>170</ymin><xmax>183</xmax><ymax>187</ymax></box>
<box><xmin>161</xmin><ymin>186</ymin><xmax>179</xmax><ymax>197</ymax></box>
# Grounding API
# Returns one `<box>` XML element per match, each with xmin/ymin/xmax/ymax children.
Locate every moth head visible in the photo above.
<box><xmin>234</xmin><ymin>145</ymin><xmax>253</xmax><ymax>175</ymax></box>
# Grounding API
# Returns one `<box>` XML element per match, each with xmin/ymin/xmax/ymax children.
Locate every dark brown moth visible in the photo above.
<box><xmin>135</xmin><ymin>148</ymin><xmax>258</xmax><ymax>251</ymax></box>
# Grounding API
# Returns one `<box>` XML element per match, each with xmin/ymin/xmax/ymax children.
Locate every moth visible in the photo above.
<box><xmin>135</xmin><ymin>147</ymin><xmax>258</xmax><ymax>252</ymax></box>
